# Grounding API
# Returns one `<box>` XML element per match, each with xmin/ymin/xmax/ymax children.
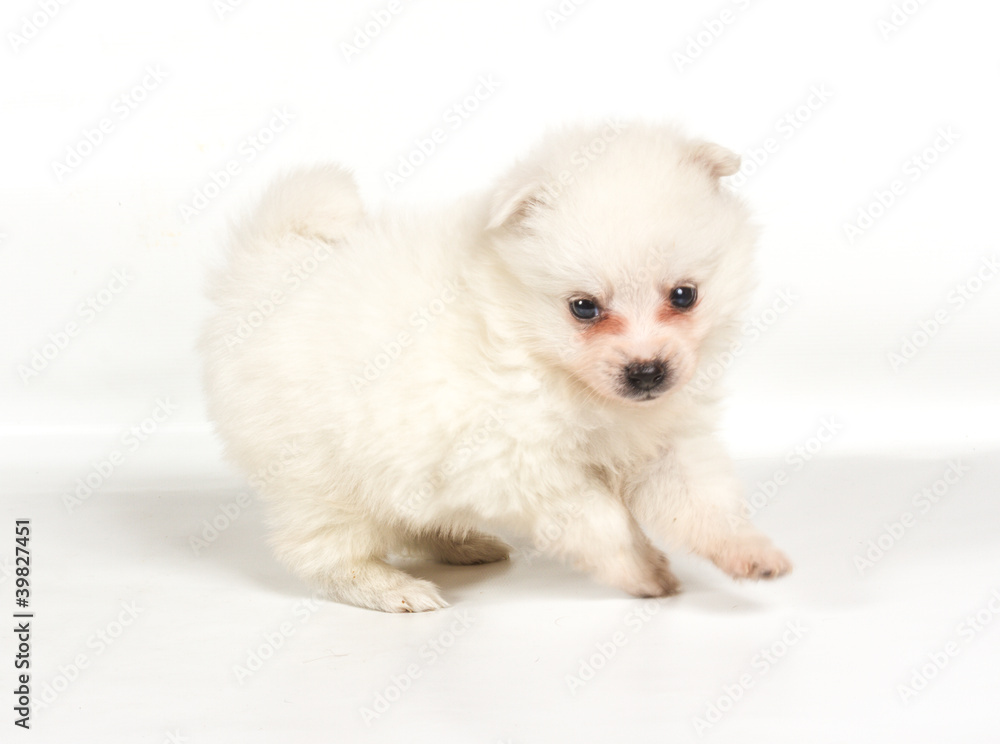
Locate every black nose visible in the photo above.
<box><xmin>624</xmin><ymin>361</ymin><xmax>667</xmax><ymax>392</ymax></box>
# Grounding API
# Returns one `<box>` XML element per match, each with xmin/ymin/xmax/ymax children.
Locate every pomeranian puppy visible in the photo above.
<box><xmin>201</xmin><ymin>122</ymin><xmax>792</xmax><ymax>612</ymax></box>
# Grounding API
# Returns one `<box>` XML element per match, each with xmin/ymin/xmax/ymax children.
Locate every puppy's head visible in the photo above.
<box><xmin>486</xmin><ymin>123</ymin><xmax>755</xmax><ymax>405</ymax></box>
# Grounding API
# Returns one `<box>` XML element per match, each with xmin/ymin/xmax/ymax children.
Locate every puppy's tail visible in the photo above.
<box><xmin>230</xmin><ymin>164</ymin><xmax>364</xmax><ymax>253</ymax></box>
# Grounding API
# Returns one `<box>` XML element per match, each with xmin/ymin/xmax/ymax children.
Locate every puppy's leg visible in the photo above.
<box><xmin>415</xmin><ymin>529</ymin><xmax>512</xmax><ymax>565</ymax></box>
<box><xmin>532</xmin><ymin>488</ymin><xmax>680</xmax><ymax>598</ymax></box>
<box><xmin>269</xmin><ymin>501</ymin><xmax>448</xmax><ymax>612</ymax></box>
<box><xmin>626</xmin><ymin>436</ymin><xmax>792</xmax><ymax>581</ymax></box>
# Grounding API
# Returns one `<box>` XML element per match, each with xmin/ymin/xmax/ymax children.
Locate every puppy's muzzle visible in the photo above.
<box><xmin>621</xmin><ymin>360</ymin><xmax>671</xmax><ymax>399</ymax></box>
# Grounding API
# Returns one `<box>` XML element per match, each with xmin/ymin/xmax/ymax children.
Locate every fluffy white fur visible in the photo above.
<box><xmin>201</xmin><ymin>123</ymin><xmax>792</xmax><ymax>613</ymax></box>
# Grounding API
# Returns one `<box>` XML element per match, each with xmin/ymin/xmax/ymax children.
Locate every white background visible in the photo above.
<box><xmin>1</xmin><ymin>1</ymin><xmax>999</xmax><ymax>742</ymax></box>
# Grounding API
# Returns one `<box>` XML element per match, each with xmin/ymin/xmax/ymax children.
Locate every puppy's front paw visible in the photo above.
<box><xmin>712</xmin><ymin>536</ymin><xmax>793</xmax><ymax>581</ymax></box>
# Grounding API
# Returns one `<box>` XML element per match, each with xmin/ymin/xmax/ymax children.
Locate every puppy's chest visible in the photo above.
<box><xmin>453</xmin><ymin>394</ymin><xmax>659</xmax><ymax>485</ymax></box>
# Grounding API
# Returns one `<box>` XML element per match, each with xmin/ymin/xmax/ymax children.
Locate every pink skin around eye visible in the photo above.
<box><xmin>656</xmin><ymin>299</ymin><xmax>696</xmax><ymax>324</ymax></box>
<box><xmin>580</xmin><ymin>310</ymin><xmax>628</xmax><ymax>337</ymax></box>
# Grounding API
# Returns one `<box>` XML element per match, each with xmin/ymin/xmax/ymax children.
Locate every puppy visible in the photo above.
<box><xmin>200</xmin><ymin>122</ymin><xmax>792</xmax><ymax>612</ymax></box>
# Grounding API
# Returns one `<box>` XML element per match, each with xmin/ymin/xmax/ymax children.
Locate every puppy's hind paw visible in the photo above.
<box><xmin>327</xmin><ymin>562</ymin><xmax>449</xmax><ymax>613</ymax></box>
<box><xmin>619</xmin><ymin>550</ymin><xmax>682</xmax><ymax>599</ymax></box>
<box><xmin>431</xmin><ymin>532</ymin><xmax>511</xmax><ymax>566</ymax></box>
<box><xmin>374</xmin><ymin>576</ymin><xmax>449</xmax><ymax>613</ymax></box>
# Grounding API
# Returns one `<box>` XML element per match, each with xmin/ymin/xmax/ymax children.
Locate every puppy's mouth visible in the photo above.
<box><xmin>617</xmin><ymin>360</ymin><xmax>672</xmax><ymax>402</ymax></box>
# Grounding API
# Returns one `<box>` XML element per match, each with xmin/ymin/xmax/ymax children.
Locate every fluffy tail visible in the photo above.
<box><xmin>229</xmin><ymin>164</ymin><xmax>364</xmax><ymax>252</ymax></box>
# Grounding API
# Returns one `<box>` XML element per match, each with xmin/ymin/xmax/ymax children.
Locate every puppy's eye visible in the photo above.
<box><xmin>669</xmin><ymin>285</ymin><xmax>697</xmax><ymax>310</ymax></box>
<box><xmin>569</xmin><ymin>298</ymin><xmax>601</xmax><ymax>321</ymax></box>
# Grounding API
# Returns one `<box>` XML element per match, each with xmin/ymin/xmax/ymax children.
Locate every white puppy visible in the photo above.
<box><xmin>201</xmin><ymin>122</ymin><xmax>792</xmax><ymax>612</ymax></box>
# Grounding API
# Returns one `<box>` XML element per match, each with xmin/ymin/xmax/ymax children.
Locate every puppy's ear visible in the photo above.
<box><xmin>686</xmin><ymin>140</ymin><xmax>741</xmax><ymax>180</ymax></box>
<box><xmin>486</xmin><ymin>178</ymin><xmax>548</xmax><ymax>231</ymax></box>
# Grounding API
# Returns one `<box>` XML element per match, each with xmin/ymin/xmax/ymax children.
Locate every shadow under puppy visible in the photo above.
<box><xmin>201</xmin><ymin>122</ymin><xmax>792</xmax><ymax>612</ymax></box>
